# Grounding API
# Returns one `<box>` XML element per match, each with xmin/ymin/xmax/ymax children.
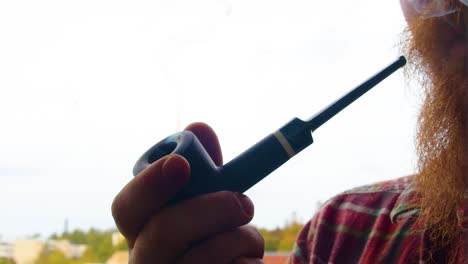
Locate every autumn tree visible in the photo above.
<box><xmin>35</xmin><ymin>249</ymin><xmax>68</xmax><ymax>264</ymax></box>
<box><xmin>277</xmin><ymin>213</ymin><xmax>304</xmax><ymax>251</ymax></box>
<box><xmin>0</xmin><ymin>258</ymin><xmax>15</xmax><ymax>264</ymax></box>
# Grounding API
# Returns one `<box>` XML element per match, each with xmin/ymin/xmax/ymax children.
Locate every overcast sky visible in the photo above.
<box><xmin>0</xmin><ymin>0</ymin><xmax>420</xmax><ymax>240</ymax></box>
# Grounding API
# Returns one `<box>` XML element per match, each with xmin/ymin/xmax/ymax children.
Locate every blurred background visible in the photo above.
<box><xmin>0</xmin><ymin>0</ymin><xmax>420</xmax><ymax>262</ymax></box>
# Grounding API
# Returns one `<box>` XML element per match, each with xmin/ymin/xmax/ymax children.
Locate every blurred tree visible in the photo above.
<box><xmin>277</xmin><ymin>232</ymin><xmax>298</xmax><ymax>252</ymax></box>
<box><xmin>28</xmin><ymin>233</ymin><xmax>41</xmax><ymax>239</ymax></box>
<box><xmin>277</xmin><ymin>215</ymin><xmax>303</xmax><ymax>252</ymax></box>
<box><xmin>114</xmin><ymin>240</ymin><xmax>129</xmax><ymax>251</ymax></box>
<box><xmin>47</xmin><ymin>228</ymin><xmax>116</xmax><ymax>263</ymax></box>
<box><xmin>35</xmin><ymin>249</ymin><xmax>68</xmax><ymax>264</ymax></box>
<box><xmin>0</xmin><ymin>258</ymin><xmax>15</xmax><ymax>264</ymax></box>
<box><xmin>258</xmin><ymin>228</ymin><xmax>280</xmax><ymax>251</ymax></box>
<box><xmin>77</xmin><ymin>228</ymin><xmax>113</xmax><ymax>262</ymax></box>
<box><xmin>39</xmin><ymin>217</ymin><xmax>304</xmax><ymax>263</ymax></box>
<box><xmin>69</xmin><ymin>248</ymin><xmax>98</xmax><ymax>264</ymax></box>
<box><xmin>62</xmin><ymin>229</ymin><xmax>87</xmax><ymax>244</ymax></box>
<box><xmin>255</xmin><ymin>212</ymin><xmax>305</xmax><ymax>252</ymax></box>
<box><xmin>95</xmin><ymin>234</ymin><xmax>113</xmax><ymax>261</ymax></box>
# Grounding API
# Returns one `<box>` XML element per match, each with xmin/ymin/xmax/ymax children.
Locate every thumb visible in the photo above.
<box><xmin>184</xmin><ymin>122</ymin><xmax>223</xmax><ymax>166</ymax></box>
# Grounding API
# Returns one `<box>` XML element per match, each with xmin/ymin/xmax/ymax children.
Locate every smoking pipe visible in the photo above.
<box><xmin>133</xmin><ymin>56</ymin><xmax>406</xmax><ymax>204</ymax></box>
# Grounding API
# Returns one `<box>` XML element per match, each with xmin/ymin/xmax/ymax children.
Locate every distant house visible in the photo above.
<box><xmin>0</xmin><ymin>241</ymin><xmax>14</xmax><ymax>259</ymax></box>
<box><xmin>13</xmin><ymin>240</ymin><xmax>43</xmax><ymax>264</ymax></box>
<box><xmin>111</xmin><ymin>232</ymin><xmax>125</xmax><ymax>247</ymax></box>
<box><xmin>47</xmin><ymin>239</ymin><xmax>87</xmax><ymax>259</ymax></box>
<box><xmin>11</xmin><ymin>239</ymin><xmax>87</xmax><ymax>264</ymax></box>
<box><xmin>105</xmin><ymin>251</ymin><xmax>289</xmax><ymax>264</ymax></box>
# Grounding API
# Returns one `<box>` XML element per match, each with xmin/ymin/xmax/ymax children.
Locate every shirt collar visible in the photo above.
<box><xmin>389</xmin><ymin>178</ymin><xmax>420</xmax><ymax>224</ymax></box>
<box><xmin>389</xmin><ymin>177</ymin><xmax>468</xmax><ymax>230</ymax></box>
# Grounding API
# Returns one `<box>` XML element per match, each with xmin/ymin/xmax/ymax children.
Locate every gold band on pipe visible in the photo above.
<box><xmin>273</xmin><ymin>131</ymin><xmax>296</xmax><ymax>158</ymax></box>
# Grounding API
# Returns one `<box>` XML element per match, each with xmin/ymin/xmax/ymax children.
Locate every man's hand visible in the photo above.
<box><xmin>111</xmin><ymin>123</ymin><xmax>264</xmax><ymax>264</ymax></box>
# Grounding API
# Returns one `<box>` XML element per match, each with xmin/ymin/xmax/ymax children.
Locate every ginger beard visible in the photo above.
<box><xmin>402</xmin><ymin>7</ymin><xmax>467</xmax><ymax>255</ymax></box>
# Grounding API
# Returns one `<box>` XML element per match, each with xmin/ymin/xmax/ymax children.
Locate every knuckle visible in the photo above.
<box><xmin>208</xmin><ymin>191</ymin><xmax>253</xmax><ymax>226</ymax></box>
<box><xmin>216</xmin><ymin>190</ymin><xmax>238</xmax><ymax>204</ymax></box>
<box><xmin>237</xmin><ymin>226</ymin><xmax>265</xmax><ymax>258</ymax></box>
<box><xmin>214</xmin><ymin>191</ymin><xmax>243</xmax><ymax>214</ymax></box>
<box><xmin>208</xmin><ymin>192</ymin><xmax>255</xmax><ymax>228</ymax></box>
<box><xmin>244</xmin><ymin>226</ymin><xmax>264</xmax><ymax>246</ymax></box>
<box><xmin>144</xmin><ymin>211</ymin><xmax>180</xmax><ymax>249</ymax></box>
<box><xmin>144</xmin><ymin>214</ymin><xmax>165</xmax><ymax>241</ymax></box>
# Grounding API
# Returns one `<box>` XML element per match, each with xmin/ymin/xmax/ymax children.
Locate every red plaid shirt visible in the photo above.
<box><xmin>288</xmin><ymin>176</ymin><xmax>467</xmax><ymax>263</ymax></box>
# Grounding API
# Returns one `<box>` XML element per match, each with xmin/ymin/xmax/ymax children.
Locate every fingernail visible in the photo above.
<box><xmin>235</xmin><ymin>193</ymin><xmax>254</xmax><ymax>217</ymax></box>
<box><xmin>162</xmin><ymin>155</ymin><xmax>190</xmax><ymax>189</ymax></box>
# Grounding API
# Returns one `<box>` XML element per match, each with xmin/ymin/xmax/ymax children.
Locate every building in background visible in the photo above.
<box><xmin>0</xmin><ymin>241</ymin><xmax>14</xmax><ymax>260</ymax></box>
<box><xmin>13</xmin><ymin>240</ymin><xmax>43</xmax><ymax>264</ymax></box>
<box><xmin>111</xmin><ymin>232</ymin><xmax>125</xmax><ymax>247</ymax></box>
<box><xmin>47</xmin><ymin>239</ymin><xmax>87</xmax><ymax>259</ymax></box>
<box><xmin>11</xmin><ymin>239</ymin><xmax>87</xmax><ymax>264</ymax></box>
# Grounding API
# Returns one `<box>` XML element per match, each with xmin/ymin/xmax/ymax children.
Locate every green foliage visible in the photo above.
<box><xmin>37</xmin><ymin>228</ymin><xmax>125</xmax><ymax>264</ymax></box>
<box><xmin>114</xmin><ymin>240</ymin><xmax>129</xmax><ymax>251</ymax></box>
<box><xmin>61</xmin><ymin>229</ymin><xmax>87</xmax><ymax>244</ymax></box>
<box><xmin>28</xmin><ymin>234</ymin><xmax>41</xmax><ymax>239</ymax></box>
<box><xmin>278</xmin><ymin>222</ymin><xmax>303</xmax><ymax>251</ymax></box>
<box><xmin>0</xmin><ymin>257</ymin><xmax>15</xmax><ymax>264</ymax></box>
<box><xmin>31</xmin><ymin>214</ymin><xmax>305</xmax><ymax>264</ymax></box>
<box><xmin>257</xmin><ymin>214</ymin><xmax>304</xmax><ymax>252</ymax></box>
<box><xmin>94</xmin><ymin>234</ymin><xmax>114</xmax><ymax>261</ymax></box>
<box><xmin>68</xmin><ymin>249</ymin><xmax>99</xmax><ymax>264</ymax></box>
<box><xmin>36</xmin><ymin>249</ymin><xmax>68</xmax><ymax>264</ymax></box>
<box><xmin>259</xmin><ymin>228</ymin><xmax>281</xmax><ymax>251</ymax></box>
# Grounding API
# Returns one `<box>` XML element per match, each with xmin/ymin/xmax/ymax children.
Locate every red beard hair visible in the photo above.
<box><xmin>401</xmin><ymin>8</ymin><xmax>467</xmax><ymax>262</ymax></box>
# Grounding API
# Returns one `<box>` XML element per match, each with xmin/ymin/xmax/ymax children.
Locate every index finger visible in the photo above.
<box><xmin>111</xmin><ymin>154</ymin><xmax>190</xmax><ymax>247</ymax></box>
